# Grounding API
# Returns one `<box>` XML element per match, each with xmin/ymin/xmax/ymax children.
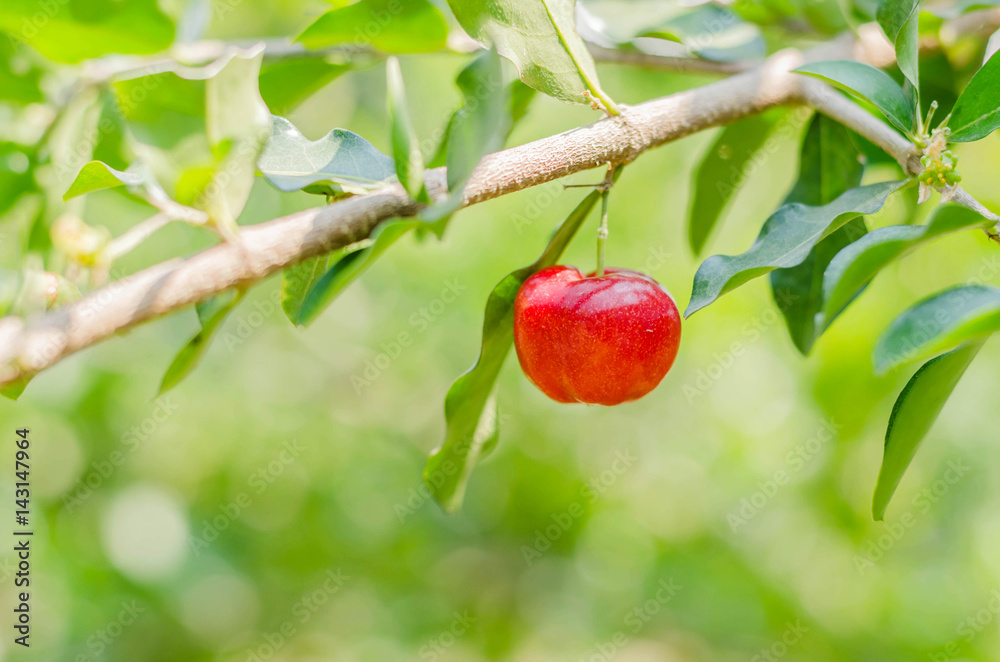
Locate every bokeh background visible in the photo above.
<box><xmin>4</xmin><ymin>1</ymin><xmax>1000</xmax><ymax>661</ymax></box>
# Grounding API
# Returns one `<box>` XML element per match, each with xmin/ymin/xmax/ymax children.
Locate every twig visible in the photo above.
<box><xmin>588</xmin><ymin>44</ymin><xmax>752</xmax><ymax>75</ymax></box>
<box><xmin>105</xmin><ymin>213</ymin><xmax>172</xmax><ymax>261</ymax></box>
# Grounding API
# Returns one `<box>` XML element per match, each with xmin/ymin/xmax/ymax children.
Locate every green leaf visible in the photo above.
<box><xmin>784</xmin><ymin>116</ymin><xmax>866</xmax><ymax>208</ymax></box>
<box><xmin>259</xmin><ymin>59</ymin><xmax>349</xmax><ymax>116</ymax></box>
<box><xmin>281</xmin><ymin>53</ymin><xmax>525</xmax><ymax>326</ymax></box>
<box><xmin>686</xmin><ymin>180</ymin><xmax>906</xmax><ymax>317</ymax></box>
<box><xmin>281</xmin><ymin>254</ymin><xmax>339</xmax><ymax>325</ymax></box>
<box><xmin>770</xmin><ymin>113</ymin><xmax>866</xmax><ymax>354</ymax></box>
<box><xmin>421</xmin><ymin>49</ymin><xmax>510</xmax><ymax>232</ymax></box>
<box><xmin>0</xmin><ymin>375</ymin><xmax>31</xmax><ymax>401</ymax></box>
<box><xmin>429</xmin><ymin>79</ymin><xmax>535</xmax><ymax>169</ymax></box>
<box><xmin>0</xmin><ymin>0</ymin><xmax>174</xmax><ymax>64</ymax></box>
<box><xmin>872</xmin><ymin>340</ymin><xmax>984</xmax><ymax>520</ymax></box>
<box><xmin>296</xmin><ymin>0</ymin><xmax>448</xmax><ymax>53</ymax></box>
<box><xmin>822</xmin><ymin>205</ymin><xmax>991</xmax><ymax>331</ymax></box>
<box><xmin>947</xmin><ymin>50</ymin><xmax>1000</xmax><ymax>142</ymax></box>
<box><xmin>446</xmin><ymin>50</ymin><xmax>508</xmax><ymax>196</ymax></box>
<box><xmin>294</xmin><ymin>221</ymin><xmax>414</xmax><ymax>327</ymax></box>
<box><xmin>877</xmin><ymin>0</ymin><xmax>920</xmax><ymax>88</ymax></box>
<box><xmin>773</xmin><ymin>219</ymin><xmax>868</xmax><ymax>354</ymax></box>
<box><xmin>63</xmin><ymin>161</ymin><xmax>146</xmax><ymax>201</ymax></box>
<box><xmin>425</xmin><ymin>188</ymin><xmax>604</xmax><ymax>512</ymax></box>
<box><xmin>386</xmin><ymin>57</ymin><xmax>427</xmax><ymax>202</ymax></box>
<box><xmin>795</xmin><ymin>60</ymin><xmax>915</xmax><ymax>134</ymax></box>
<box><xmin>159</xmin><ymin>290</ymin><xmax>243</xmax><ymax>394</ymax></box>
<box><xmin>874</xmin><ymin>284</ymin><xmax>1000</xmax><ymax>374</ymax></box>
<box><xmin>688</xmin><ymin>112</ymin><xmax>782</xmax><ymax>255</ymax></box>
<box><xmin>447</xmin><ymin>0</ymin><xmax>616</xmax><ymax>108</ymax></box>
<box><xmin>258</xmin><ymin>116</ymin><xmax>396</xmax><ymax>196</ymax></box>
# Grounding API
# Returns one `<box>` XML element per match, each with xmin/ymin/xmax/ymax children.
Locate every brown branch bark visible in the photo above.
<box><xmin>0</xmin><ymin>17</ymin><xmax>995</xmax><ymax>387</ymax></box>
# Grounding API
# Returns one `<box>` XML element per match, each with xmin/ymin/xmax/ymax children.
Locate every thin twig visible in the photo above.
<box><xmin>105</xmin><ymin>213</ymin><xmax>172</xmax><ymax>261</ymax></box>
<box><xmin>588</xmin><ymin>44</ymin><xmax>752</xmax><ymax>75</ymax></box>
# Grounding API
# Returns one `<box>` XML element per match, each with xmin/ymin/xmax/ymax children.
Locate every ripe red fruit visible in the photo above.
<box><xmin>513</xmin><ymin>265</ymin><xmax>681</xmax><ymax>405</ymax></box>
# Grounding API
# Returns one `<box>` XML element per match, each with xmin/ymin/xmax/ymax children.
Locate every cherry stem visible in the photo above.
<box><xmin>596</xmin><ymin>186</ymin><xmax>610</xmax><ymax>277</ymax></box>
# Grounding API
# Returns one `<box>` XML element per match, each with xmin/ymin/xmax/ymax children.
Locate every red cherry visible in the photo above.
<box><xmin>513</xmin><ymin>265</ymin><xmax>681</xmax><ymax>406</ymax></box>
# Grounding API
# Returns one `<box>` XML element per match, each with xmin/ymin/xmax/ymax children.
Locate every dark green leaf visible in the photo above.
<box><xmin>296</xmin><ymin>0</ymin><xmax>448</xmax><ymax>53</ymax></box>
<box><xmin>258</xmin><ymin>116</ymin><xmax>396</xmax><ymax>196</ymax></box>
<box><xmin>686</xmin><ymin>180</ymin><xmax>906</xmax><ymax>317</ymax></box>
<box><xmin>386</xmin><ymin>57</ymin><xmax>427</xmax><ymax>202</ymax></box>
<box><xmin>294</xmin><ymin>221</ymin><xmax>415</xmax><ymax>327</ymax></box>
<box><xmin>770</xmin><ymin>114</ymin><xmax>866</xmax><ymax>354</ymax></box>
<box><xmin>918</xmin><ymin>51</ymin><xmax>960</xmax><ymax>121</ymax></box>
<box><xmin>447</xmin><ymin>0</ymin><xmax>615</xmax><ymax>108</ymax></box>
<box><xmin>822</xmin><ymin>205</ymin><xmax>991</xmax><ymax>330</ymax></box>
<box><xmin>426</xmin><ymin>188</ymin><xmax>605</xmax><ymax>512</ymax></box>
<box><xmin>159</xmin><ymin>290</ymin><xmax>243</xmax><ymax>394</ymax></box>
<box><xmin>877</xmin><ymin>0</ymin><xmax>920</xmax><ymax>88</ymax></box>
<box><xmin>795</xmin><ymin>60</ymin><xmax>915</xmax><ymax>134</ymax></box>
<box><xmin>773</xmin><ymin>219</ymin><xmax>867</xmax><ymax>354</ymax></box>
<box><xmin>688</xmin><ymin>112</ymin><xmax>782</xmax><ymax>255</ymax></box>
<box><xmin>874</xmin><ymin>284</ymin><xmax>1000</xmax><ymax>373</ymax></box>
<box><xmin>784</xmin><ymin>115</ymin><xmax>866</xmax><ymax>207</ymax></box>
<box><xmin>947</xmin><ymin>50</ymin><xmax>1000</xmax><ymax>142</ymax></box>
<box><xmin>872</xmin><ymin>340</ymin><xmax>984</xmax><ymax>520</ymax></box>
<box><xmin>0</xmin><ymin>0</ymin><xmax>174</xmax><ymax>64</ymax></box>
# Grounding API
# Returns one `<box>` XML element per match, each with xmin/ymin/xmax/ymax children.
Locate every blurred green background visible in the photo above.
<box><xmin>4</xmin><ymin>1</ymin><xmax>1000</xmax><ymax>661</ymax></box>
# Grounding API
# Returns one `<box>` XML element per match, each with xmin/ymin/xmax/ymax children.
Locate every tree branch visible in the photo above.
<box><xmin>587</xmin><ymin>44</ymin><xmax>752</xmax><ymax>75</ymax></box>
<box><xmin>0</xmin><ymin>19</ymin><xmax>995</xmax><ymax>387</ymax></box>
